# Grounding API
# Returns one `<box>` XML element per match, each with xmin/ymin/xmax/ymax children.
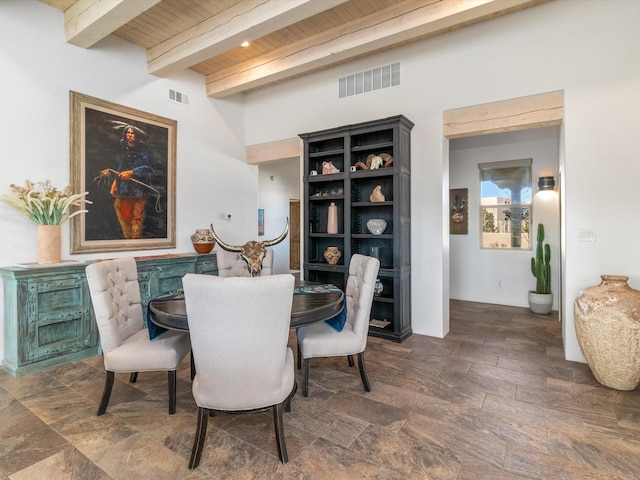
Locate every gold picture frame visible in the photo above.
<box><xmin>70</xmin><ymin>91</ymin><xmax>176</xmax><ymax>253</ymax></box>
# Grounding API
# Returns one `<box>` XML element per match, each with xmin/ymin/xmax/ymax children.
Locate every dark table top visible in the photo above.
<box><xmin>149</xmin><ymin>281</ymin><xmax>344</xmax><ymax>331</ymax></box>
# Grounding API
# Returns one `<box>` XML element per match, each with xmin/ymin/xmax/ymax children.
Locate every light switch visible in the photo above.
<box><xmin>579</xmin><ymin>228</ymin><xmax>596</xmax><ymax>242</ymax></box>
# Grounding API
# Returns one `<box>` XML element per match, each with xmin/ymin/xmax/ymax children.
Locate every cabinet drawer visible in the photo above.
<box><xmin>157</xmin><ymin>264</ymin><xmax>194</xmax><ymax>292</ymax></box>
<box><xmin>33</xmin><ymin>312</ymin><xmax>88</xmax><ymax>360</ymax></box>
<box><xmin>196</xmin><ymin>258</ymin><xmax>218</xmax><ymax>275</ymax></box>
<box><xmin>138</xmin><ymin>263</ymin><xmax>194</xmax><ymax>327</ymax></box>
<box><xmin>25</xmin><ymin>279</ymin><xmax>92</xmax><ymax>363</ymax></box>
<box><xmin>31</xmin><ymin>277</ymin><xmax>84</xmax><ymax>312</ymax></box>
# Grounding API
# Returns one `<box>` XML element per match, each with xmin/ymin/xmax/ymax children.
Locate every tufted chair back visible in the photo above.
<box><xmin>344</xmin><ymin>254</ymin><xmax>380</xmax><ymax>349</ymax></box>
<box><xmin>296</xmin><ymin>253</ymin><xmax>379</xmax><ymax>397</ymax></box>
<box><xmin>85</xmin><ymin>256</ymin><xmax>144</xmax><ymax>353</ymax></box>
<box><xmin>85</xmin><ymin>257</ymin><xmax>191</xmax><ymax>416</ymax></box>
<box><xmin>216</xmin><ymin>248</ymin><xmax>274</xmax><ymax>277</ymax></box>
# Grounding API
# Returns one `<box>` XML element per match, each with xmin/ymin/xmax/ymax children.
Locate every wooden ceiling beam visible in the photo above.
<box><xmin>147</xmin><ymin>0</ymin><xmax>349</xmax><ymax>77</ymax></box>
<box><xmin>247</xmin><ymin>138</ymin><xmax>302</xmax><ymax>165</ymax></box>
<box><xmin>64</xmin><ymin>0</ymin><xmax>161</xmax><ymax>48</ymax></box>
<box><xmin>443</xmin><ymin>90</ymin><xmax>564</xmax><ymax>139</ymax></box>
<box><xmin>205</xmin><ymin>0</ymin><xmax>545</xmax><ymax>98</ymax></box>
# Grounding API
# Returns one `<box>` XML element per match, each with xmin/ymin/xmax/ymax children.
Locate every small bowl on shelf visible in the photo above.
<box><xmin>366</xmin><ymin>218</ymin><xmax>387</xmax><ymax>235</ymax></box>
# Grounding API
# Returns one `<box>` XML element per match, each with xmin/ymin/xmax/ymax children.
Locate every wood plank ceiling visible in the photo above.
<box><xmin>40</xmin><ymin>0</ymin><xmax>547</xmax><ymax>98</ymax></box>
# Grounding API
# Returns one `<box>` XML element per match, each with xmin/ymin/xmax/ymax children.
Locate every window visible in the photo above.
<box><xmin>479</xmin><ymin>159</ymin><xmax>532</xmax><ymax>249</ymax></box>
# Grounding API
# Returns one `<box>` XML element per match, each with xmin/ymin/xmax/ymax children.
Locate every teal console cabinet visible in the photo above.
<box><xmin>1</xmin><ymin>253</ymin><xmax>217</xmax><ymax>376</ymax></box>
<box><xmin>1</xmin><ymin>262</ymin><xmax>95</xmax><ymax>377</ymax></box>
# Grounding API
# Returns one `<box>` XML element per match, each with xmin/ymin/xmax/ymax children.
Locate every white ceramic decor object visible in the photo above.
<box><xmin>366</xmin><ymin>219</ymin><xmax>387</xmax><ymax>235</ymax></box>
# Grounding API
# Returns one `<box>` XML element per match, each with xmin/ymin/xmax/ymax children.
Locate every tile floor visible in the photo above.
<box><xmin>1</xmin><ymin>300</ymin><xmax>639</xmax><ymax>479</ymax></box>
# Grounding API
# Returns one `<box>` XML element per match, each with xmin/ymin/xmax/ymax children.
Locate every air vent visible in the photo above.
<box><xmin>338</xmin><ymin>62</ymin><xmax>400</xmax><ymax>99</ymax></box>
<box><xmin>169</xmin><ymin>88</ymin><xmax>190</xmax><ymax>106</ymax></box>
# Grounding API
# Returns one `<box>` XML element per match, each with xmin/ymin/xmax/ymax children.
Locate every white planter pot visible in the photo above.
<box><xmin>528</xmin><ymin>291</ymin><xmax>553</xmax><ymax>315</ymax></box>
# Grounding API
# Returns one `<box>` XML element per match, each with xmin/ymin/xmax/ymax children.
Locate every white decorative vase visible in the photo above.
<box><xmin>366</xmin><ymin>218</ymin><xmax>387</xmax><ymax>235</ymax></box>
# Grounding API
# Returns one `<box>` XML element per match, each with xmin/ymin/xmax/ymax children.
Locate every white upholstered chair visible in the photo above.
<box><xmin>215</xmin><ymin>248</ymin><xmax>274</xmax><ymax>277</ymax></box>
<box><xmin>297</xmin><ymin>254</ymin><xmax>380</xmax><ymax>397</ymax></box>
<box><xmin>182</xmin><ymin>273</ymin><xmax>296</xmax><ymax>469</ymax></box>
<box><xmin>85</xmin><ymin>257</ymin><xmax>191</xmax><ymax>416</ymax></box>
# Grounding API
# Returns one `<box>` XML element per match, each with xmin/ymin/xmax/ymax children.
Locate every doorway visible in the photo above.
<box><xmin>443</xmin><ymin>90</ymin><xmax>565</xmax><ymax>336</ymax></box>
<box><xmin>289</xmin><ymin>200</ymin><xmax>300</xmax><ymax>271</ymax></box>
<box><xmin>257</xmin><ymin>159</ymin><xmax>301</xmax><ymax>275</ymax></box>
<box><xmin>449</xmin><ymin>128</ymin><xmax>561</xmax><ymax>312</ymax></box>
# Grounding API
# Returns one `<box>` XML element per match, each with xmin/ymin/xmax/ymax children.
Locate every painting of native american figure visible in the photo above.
<box><xmin>70</xmin><ymin>91</ymin><xmax>176</xmax><ymax>253</ymax></box>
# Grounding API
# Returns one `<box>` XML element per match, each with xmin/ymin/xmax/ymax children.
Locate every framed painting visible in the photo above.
<box><xmin>70</xmin><ymin>91</ymin><xmax>176</xmax><ymax>253</ymax></box>
<box><xmin>258</xmin><ymin>208</ymin><xmax>265</xmax><ymax>236</ymax></box>
<box><xmin>450</xmin><ymin>188</ymin><xmax>468</xmax><ymax>235</ymax></box>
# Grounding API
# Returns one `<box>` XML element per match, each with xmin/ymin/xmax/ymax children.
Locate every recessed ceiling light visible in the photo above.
<box><xmin>241</xmin><ymin>41</ymin><xmax>250</xmax><ymax>47</ymax></box>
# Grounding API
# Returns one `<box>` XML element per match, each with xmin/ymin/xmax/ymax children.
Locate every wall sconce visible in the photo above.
<box><xmin>538</xmin><ymin>176</ymin><xmax>556</xmax><ymax>191</ymax></box>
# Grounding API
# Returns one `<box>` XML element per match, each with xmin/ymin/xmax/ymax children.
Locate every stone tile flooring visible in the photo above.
<box><xmin>1</xmin><ymin>301</ymin><xmax>639</xmax><ymax>479</ymax></box>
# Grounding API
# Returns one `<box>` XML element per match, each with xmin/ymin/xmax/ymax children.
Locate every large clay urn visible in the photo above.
<box><xmin>574</xmin><ymin>275</ymin><xmax>640</xmax><ymax>390</ymax></box>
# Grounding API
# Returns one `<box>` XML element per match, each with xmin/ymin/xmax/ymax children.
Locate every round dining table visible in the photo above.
<box><xmin>148</xmin><ymin>280</ymin><xmax>344</xmax><ymax>332</ymax></box>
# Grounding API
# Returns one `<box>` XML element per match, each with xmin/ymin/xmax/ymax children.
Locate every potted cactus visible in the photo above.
<box><xmin>528</xmin><ymin>223</ymin><xmax>553</xmax><ymax>314</ymax></box>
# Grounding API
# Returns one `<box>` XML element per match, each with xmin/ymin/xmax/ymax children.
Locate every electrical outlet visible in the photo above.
<box><xmin>496</xmin><ymin>279</ymin><xmax>502</xmax><ymax>288</ymax></box>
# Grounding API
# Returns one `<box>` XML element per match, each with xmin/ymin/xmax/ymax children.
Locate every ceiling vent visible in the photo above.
<box><xmin>169</xmin><ymin>88</ymin><xmax>190</xmax><ymax>106</ymax></box>
<box><xmin>338</xmin><ymin>62</ymin><xmax>400</xmax><ymax>99</ymax></box>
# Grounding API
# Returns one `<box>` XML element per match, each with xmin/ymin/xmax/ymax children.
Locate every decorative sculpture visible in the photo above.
<box><xmin>210</xmin><ymin>218</ymin><xmax>289</xmax><ymax>277</ymax></box>
<box><xmin>191</xmin><ymin>228</ymin><xmax>215</xmax><ymax>253</ymax></box>
<box><xmin>322</xmin><ymin>161</ymin><xmax>340</xmax><ymax>174</ymax></box>
<box><xmin>355</xmin><ymin>153</ymin><xmax>394</xmax><ymax>170</ymax></box>
<box><xmin>369</xmin><ymin>185</ymin><xmax>385</xmax><ymax>202</ymax></box>
<box><xmin>323</xmin><ymin>246</ymin><xmax>342</xmax><ymax>265</ymax></box>
<box><xmin>366</xmin><ymin>218</ymin><xmax>387</xmax><ymax>235</ymax></box>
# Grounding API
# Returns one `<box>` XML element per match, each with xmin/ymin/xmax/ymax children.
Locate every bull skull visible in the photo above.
<box><xmin>210</xmin><ymin>218</ymin><xmax>289</xmax><ymax>277</ymax></box>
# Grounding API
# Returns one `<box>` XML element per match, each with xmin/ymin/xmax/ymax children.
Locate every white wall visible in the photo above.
<box><xmin>0</xmin><ymin>2</ymin><xmax>259</xmax><ymax>360</ymax></box>
<box><xmin>257</xmin><ymin>160</ymin><xmax>301</xmax><ymax>274</ymax></box>
<box><xmin>3</xmin><ymin>0</ymin><xmax>640</xmax><ymax>365</ymax></box>
<box><xmin>242</xmin><ymin>0</ymin><xmax>640</xmax><ymax>362</ymax></box>
<box><xmin>449</xmin><ymin>127</ymin><xmax>560</xmax><ymax>310</ymax></box>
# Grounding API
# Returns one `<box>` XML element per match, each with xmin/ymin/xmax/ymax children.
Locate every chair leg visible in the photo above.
<box><xmin>357</xmin><ymin>352</ymin><xmax>371</xmax><ymax>392</ymax></box>
<box><xmin>285</xmin><ymin>380</ymin><xmax>296</xmax><ymax>413</ymax></box>
<box><xmin>302</xmin><ymin>358</ymin><xmax>310</xmax><ymax>397</ymax></box>
<box><xmin>347</xmin><ymin>355</ymin><xmax>354</xmax><ymax>367</ymax></box>
<box><xmin>168</xmin><ymin>370</ymin><xmax>177</xmax><ymax>414</ymax></box>
<box><xmin>296</xmin><ymin>336</ymin><xmax>301</xmax><ymax>370</ymax></box>
<box><xmin>97</xmin><ymin>370</ymin><xmax>115</xmax><ymax>416</ymax></box>
<box><xmin>189</xmin><ymin>407</ymin><xmax>209</xmax><ymax>470</ymax></box>
<box><xmin>272</xmin><ymin>402</ymin><xmax>289</xmax><ymax>463</ymax></box>
<box><xmin>129</xmin><ymin>372</ymin><xmax>138</xmax><ymax>383</ymax></box>
<box><xmin>190</xmin><ymin>349</ymin><xmax>196</xmax><ymax>381</ymax></box>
